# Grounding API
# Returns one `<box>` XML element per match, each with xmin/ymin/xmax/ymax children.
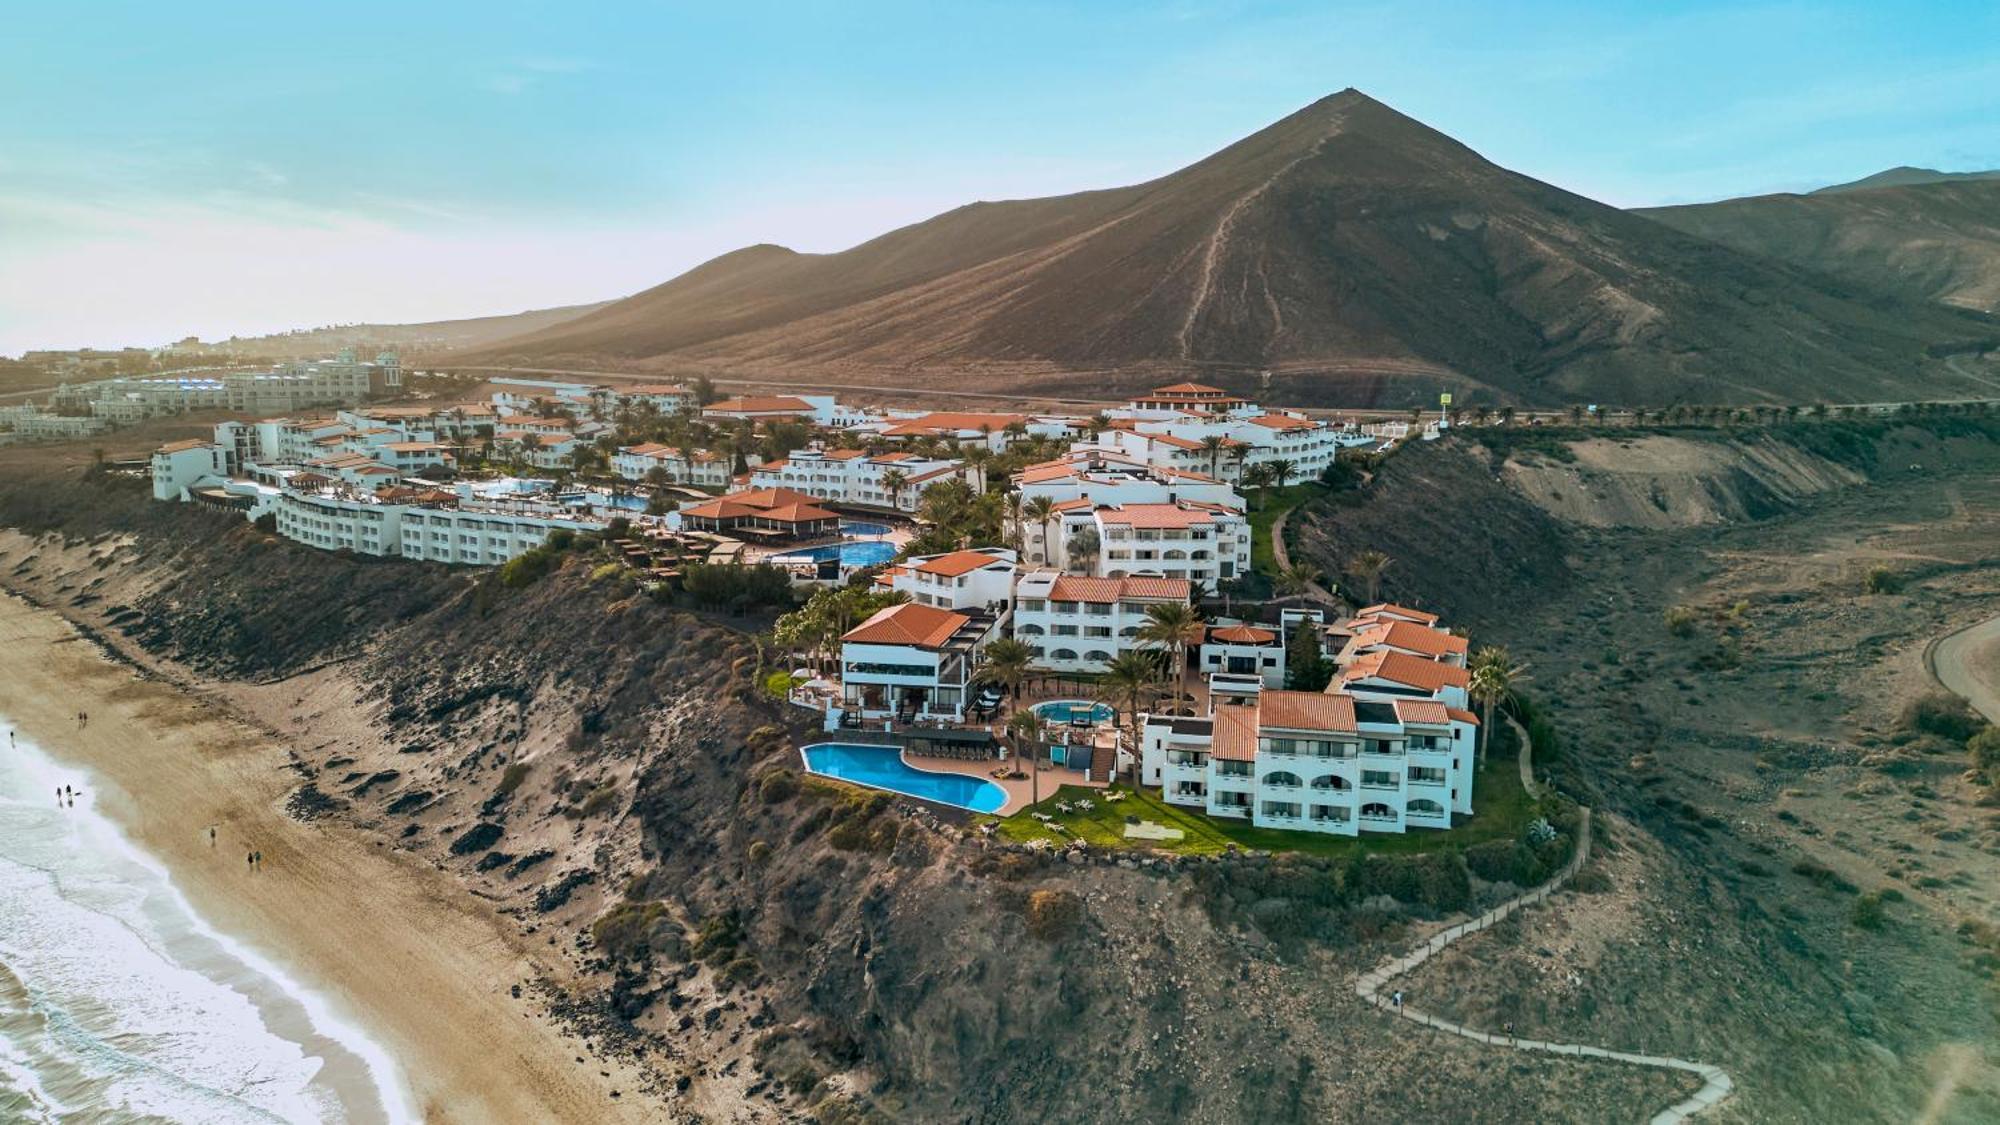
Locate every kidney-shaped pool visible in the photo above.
<box><xmin>799</xmin><ymin>743</ymin><xmax>1007</xmax><ymax>813</ymax></box>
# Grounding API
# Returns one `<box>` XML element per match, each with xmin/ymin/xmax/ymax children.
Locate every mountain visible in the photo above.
<box><xmin>1810</xmin><ymin>166</ymin><xmax>2000</xmax><ymax>195</ymax></box>
<box><xmin>1639</xmin><ymin>180</ymin><xmax>2000</xmax><ymax>315</ymax></box>
<box><xmin>473</xmin><ymin>91</ymin><xmax>1995</xmax><ymax>406</ymax></box>
<box><xmin>216</xmin><ymin>301</ymin><xmax>617</xmax><ymax>359</ymax></box>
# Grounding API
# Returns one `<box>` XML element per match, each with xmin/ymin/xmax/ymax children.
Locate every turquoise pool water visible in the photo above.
<box><xmin>800</xmin><ymin>744</ymin><xmax>1007</xmax><ymax>813</ymax></box>
<box><xmin>1034</xmin><ymin>699</ymin><xmax>1115</xmax><ymax>725</ymax></box>
<box><xmin>840</xmin><ymin>520</ymin><xmax>890</xmax><ymax>537</ymax></box>
<box><xmin>770</xmin><ymin>541</ymin><xmax>898</xmax><ymax>566</ymax></box>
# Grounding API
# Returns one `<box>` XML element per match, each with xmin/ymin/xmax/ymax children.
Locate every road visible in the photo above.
<box><xmin>1930</xmin><ymin>613</ymin><xmax>2000</xmax><ymax>724</ymax></box>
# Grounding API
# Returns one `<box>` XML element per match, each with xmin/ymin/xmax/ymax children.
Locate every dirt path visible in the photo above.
<box><xmin>1268</xmin><ymin>505</ymin><xmax>1339</xmax><ymax>604</ymax></box>
<box><xmin>1355</xmin><ymin>732</ymin><xmax>1734</xmax><ymax>1121</ymax></box>
<box><xmin>1929</xmin><ymin>612</ymin><xmax>2000</xmax><ymax>723</ymax></box>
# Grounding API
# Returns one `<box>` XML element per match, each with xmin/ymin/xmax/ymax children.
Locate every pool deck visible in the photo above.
<box><xmin>910</xmin><ymin>753</ymin><xmax>1107</xmax><ymax>815</ymax></box>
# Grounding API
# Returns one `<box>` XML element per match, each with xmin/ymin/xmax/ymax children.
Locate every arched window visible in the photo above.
<box><xmin>1118</xmin><ymin>625</ymin><xmax>1139</xmax><ymax>637</ymax></box>
<box><xmin>1163</xmin><ymin>549</ymin><xmax>1187</xmax><ymax>560</ymax></box>
<box><xmin>1051</xmin><ymin>648</ymin><xmax>1078</xmax><ymax>661</ymax></box>
<box><xmin>1107</xmin><ymin>569</ymin><xmax>1128</xmax><ymax>578</ymax></box>
<box><xmin>1361</xmin><ymin>802</ymin><xmax>1395</xmax><ymax>819</ymax></box>
<box><xmin>1408</xmin><ymin>799</ymin><xmax>1446</xmax><ymax>816</ymax></box>
<box><xmin>1084</xmin><ymin>649</ymin><xmax>1113</xmax><ymax>663</ymax></box>
<box><xmin>1018</xmin><ymin>623</ymin><xmax>1045</xmax><ymax>635</ymax></box>
<box><xmin>1191</xmin><ymin>550</ymin><xmax>1210</xmax><ymax>560</ymax></box>
<box><xmin>1262</xmin><ymin>771</ymin><xmax>1303</xmax><ymax>788</ymax></box>
<box><xmin>1310</xmin><ymin>775</ymin><xmax>1350</xmax><ymax>790</ymax></box>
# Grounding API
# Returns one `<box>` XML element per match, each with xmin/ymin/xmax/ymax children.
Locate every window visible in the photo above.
<box><xmin>1361</xmin><ymin>769</ymin><xmax>1399</xmax><ymax>789</ymax></box>
<box><xmin>1215</xmin><ymin>760</ymin><xmax>1252</xmax><ymax>778</ymax></box>
<box><xmin>1360</xmin><ymin>802</ymin><xmax>1396</xmax><ymax>820</ymax></box>
<box><xmin>1309</xmin><ymin>774</ymin><xmax>1350</xmax><ymax>790</ymax></box>
<box><xmin>1410</xmin><ymin>766</ymin><xmax>1447</xmax><ymax>785</ymax></box>
<box><xmin>1261</xmin><ymin>771</ymin><xmax>1302</xmax><ymax>788</ymax></box>
<box><xmin>1260</xmin><ymin>801</ymin><xmax>1302</xmax><ymax>819</ymax></box>
<box><xmin>1310</xmin><ymin>805</ymin><xmax>1351</xmax><ymax>823</ymax></box>
<box><xmin>1084</xmin><ymin>650</ymin><xmax>1112</xmax><ymax>663</ymax></box>
<box><xmin>1051</xmin><ymin>648</ymin><xmax>1078</xmax><ymax>661</ymax></box>
<box><xmin>1408</xmin><ymin>799</ymin><xmax>1446</xmax><ymax>816</ymax></box>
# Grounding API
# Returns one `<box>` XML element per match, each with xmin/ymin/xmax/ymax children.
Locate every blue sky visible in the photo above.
<box><xmin>3</xmin><ymin>1</ymin><xmax>1996</xmax><ymax>354</ymax></box>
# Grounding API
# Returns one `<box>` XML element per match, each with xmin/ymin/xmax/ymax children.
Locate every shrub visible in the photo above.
<box><xmin>1025</xmin><ymin>889</ymin><xmax>1084</xmax><ymax>940</ymax></box>
<box><xmin>1850</xmin><ymin>891</ymin><xmax>1888</xmax><ymax>930</ymax></box>
<box><xmin>747</xmin><ymin>840</ymin><xmax>772</xmax><ymax>865</ymax></box>
<box><xmin>498</xmin><ymin>546</ymin><xmax>559</xmax><ymax>587</ymax></box>
<box><xmin>1901</xmin><ymin>693</ymin><xmax>1982</xmax><ymax>742</ymax></box>
<box><xmin>588</xmin><ymin>561</ymin><xmax>624</xmax><ymax>585</ymax></box>
<box><xmin>1970</xmin><ymin>726</ymin><xmax>2000</xmax><ymax>787</ymax></box>
<box><xmin>592</xmin><ymin>900</ymin><xmax>672</xmax><ymax>958</ymax></box>
<box><xmin>497</xmin><ymin>761</ymin><xmax>531</xmax><ymax>796</ymax></box>
<box><xmin>1862</xmin><ymin>567</ymin><xmax>1904</xmax><ymax>595</ymax></box>
<box><xmin>1664</xmin><ymin>605</ymin><xmax>1699</xmax><ymax>637</ymax></box>
<box><xmin>759</xmin><ymin>769</ymin><xmax>800</xmax><ymax>803</ymax></box>
<box><xmin>762</xmin><ymin>670</ymin><xmax>796</xmax><ymax>700</ymax></box>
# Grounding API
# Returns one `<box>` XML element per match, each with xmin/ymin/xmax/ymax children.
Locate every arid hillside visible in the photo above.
<box><xmin>1641</xmin><ymin>180</ymin><xmax>2000</xmax><ymax>315</ymax></box>
<box><xmin>469</xmin><ymin>90</ymin><xmax>1996</xmax><ymax>408</ymax></box>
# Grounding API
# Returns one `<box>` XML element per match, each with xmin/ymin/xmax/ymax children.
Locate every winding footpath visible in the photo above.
<box><xmin>1354</xmin><ymin>727</ymin><xmax>1736</xmax><ymax>1123</ymax></box>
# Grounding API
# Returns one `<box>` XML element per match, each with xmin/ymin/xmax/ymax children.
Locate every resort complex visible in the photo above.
<box><xmin>138</xmin><ymin>374</ymin><xmax>1479</xmax><ymax>840</ymax></box>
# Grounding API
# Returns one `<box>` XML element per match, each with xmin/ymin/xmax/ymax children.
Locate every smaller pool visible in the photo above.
<box><xmin>840</xmin><ymin>520</ymin><xmax>890</xmax><ymax>537</ymax></box>
<box><xmin>800</xmin><ymin>744</ymin><xmax>1007</xmax><ymax>813</ymax></box>
<box><xmin>1034</xmin><ymin>699</ymin><xmax>1115</xmax><ymax>725</ymax></box>
<box><xmin>770</xmin><ymin>541</ymin><xmax>898</xmax><ymax>567</ymax></box>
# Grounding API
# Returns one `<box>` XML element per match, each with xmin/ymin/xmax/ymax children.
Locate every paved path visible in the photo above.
<box><xmin>1266</xmin><ymin>505</ymin><xmax>1339</xmax><ymax>604</ymax></box>
<box><xmin>1507</xmin><ymin>713</ymin><xmax>1539</xmax><ymax>798</ymax></box>
<box><xmin>1354</xmin><ymin>800</ymin><xmax>1735</xmax><ymax>1122</ymax></box>
<box><xmin>1929</xmin><ymin>612</ymin><xmax>2000</xmax><ymax>724</ymax></box>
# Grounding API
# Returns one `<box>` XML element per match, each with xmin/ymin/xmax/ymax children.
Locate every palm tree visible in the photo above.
<box><xmin>1136</xmin><ymin>601</ymin><xmax>1206</xmax><ymax>698</ymax></box>
<box><xmin>973</xmin><ymin>637</ymin><xmax>1035</xmax><ymax>711</ymax></box>
<box><xmin>1198</xmin><ymin>434</ymin><xmax>1227</xmax><ymax>479</ymax></box>
<box><xmin>880</xmin><ymin>468</ymin><xmax>911</xmax><ymax>512</ymax></box>
<box><xmin>1101</xmin><ymin>650</ymin><xmax>1161</xmax><ymax>729</ymax></box>
<box><xmin>1467</xmin><ymin>646</ymin><xmax>1529</xmax><ymax>765</ymax></box>
<box><xmin>1006</xmin><ymin>708</ymin><xmax>1047</xmax><ymax>805</ymax></box>
<box><xmin>1345</xmin><ymin>549</ymin><xmax>1391</xmax><ymax>605</ymax></box>
<box><xmin>1268</xmin><ymin>458</ymin><xmax>1298</xmax><ymax>490</ymax></box>
<box><xmin>1274</xmin><ymin>562</ymin><xmax>1323</xmax><ymax>598</ymax></box>
<box><xmin>961</xmin><ymin>446</ymin><xmax>993</xmax><ymax>493</ymax></box>
<box><xmin>1021</xmin><ymin>495</ymin><xmax>1058</xmax><ymax>565</ymax></box>
<box><xmin>1241</xmin><ymin>463</ymin><xmax>1276</xmax><ymax>509</ymax></box>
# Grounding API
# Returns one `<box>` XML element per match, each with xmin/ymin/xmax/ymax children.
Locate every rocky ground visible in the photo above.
<box><xmin>1296</xmin><ymin>419</ymin><xmax>2000</xmax><ymax>1121</ymax></box>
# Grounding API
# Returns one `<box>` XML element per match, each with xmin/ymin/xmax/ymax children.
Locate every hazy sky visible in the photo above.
<box><xmin>4</xmin><ymin>1</ymin><xmax>1996</xmax><ymax>355</ymax></box>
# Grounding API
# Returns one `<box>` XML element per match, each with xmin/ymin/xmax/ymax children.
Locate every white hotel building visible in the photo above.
<box><xmin>272</xmin><ymin>487</ymin><xmax>601</xmax><ymax>565</ymax></box>
<box><xmin>1141</xmin><ymin>688</ymin><xmax>1477</xmax><ymax>837</ymax></box>
<box><xmin>1043</xmin><ymin>499</ymin><xmax>1249</xmax><ymax>585</ymax></box>
<box><xmin>749</xmin><ymin>445</ymin><xmax>965</xmax><ymax>514</ymax></box>
<box><xmin>1009</xmin><ymin>571</ymin><xmax>1191</xmax><ymax>674</ymax></box>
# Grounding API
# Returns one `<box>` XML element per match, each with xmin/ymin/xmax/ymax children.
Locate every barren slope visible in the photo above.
<box><xmin>1640</xmin><ymin>181</ymin><xmax>2000</xmax><ymax>315</ymax></box>
<box><xmin>475</xmin><ymin>90</ymin><xmax>1996</xmax><ymax>407</ymax></box>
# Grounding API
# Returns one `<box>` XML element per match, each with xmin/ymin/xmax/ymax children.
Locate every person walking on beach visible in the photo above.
<box><xmin>247</xmin><ymin>851</ymin><xmax>255</xmax><ymax>868</ymax></box>
<box><xmin>208</xmin><ymin>825</ymin><xmax>217</xmax><ymax>846</ymax></box>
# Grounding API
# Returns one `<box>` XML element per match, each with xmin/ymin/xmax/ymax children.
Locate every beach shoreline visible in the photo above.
<box><xmin>0</xmin><ymin>592</ymin><xmax>651</xmax><ymax>1123</ymax></box>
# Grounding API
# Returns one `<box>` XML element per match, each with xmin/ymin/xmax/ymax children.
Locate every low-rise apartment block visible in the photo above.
<box><xmin>1010</xmin><ymin>571</ymin><xmax>1191</xmax><ymax>674</ymax></box>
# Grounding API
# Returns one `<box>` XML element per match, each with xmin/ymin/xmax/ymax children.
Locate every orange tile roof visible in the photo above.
<box><xmin>1353</xmin><ymin>603</ymin><xmax>1440</xmax><ymax>626</ymax></box>
<box><xmin>1046</xmin><ymin>575</ymin><xmax>1191</xmax><ymax>603</ymax></box>
<box><xmin>1143</xmin><ymin>432</ymin><xmax>1206</xmax><ymax>451</ymax></box>
<box><xmin>1350</xmin><ymin>620</ymin><xmax>1468</xmax><ymax>658</ymax></box>
<box><xmin>880</xmin><ymin>411</ymin><xmax>1025</xmax><ymax>434</ymax></box>
<box><xmin>705</xmin><ymin>396</ymin><xmax>813</xmax><ymax>414</ymax></box>
<box><xmin>1392</xmin><ymin>699</ymin><xmax>1452</xmax><ymax>726</ymax></box>
<box><xmin>1208</xmin><ymin>624</ymin><xmax>1277</xmax><ymax>645</ymax></box>
<box><xmin>1211</xmin><ymin>705</ymin><xmax>1259</xmax><ymax>761</ymax></box>
<box><xmin>1259</xmin><ymin>690</ymin><xmax>1357</xmax><ymax>733</ymax></box>
<box><xmin>843</xmin><ymin>602</ymin><xmax>969</xmax><ymax>649</ymax></box>
<box><xmin>1447</xmin><ymin>707</ymin><xmax>1481</xmax><ymax>726</ymax></box>
<box><xmin>1147</xmin><ymin>382</ymin><xmax>1228</xmax><ymax>395</ymax></box>
<box><xmin>1247</xmin><ymin>413</ymin><xmax>1320</xmax><ymax>431</ymax></box>
<box><xmin>1093</xmin><ymin>502</ymin><xmax>1235</xmax><ymax>529</ymax></box>
<box><xmin>1339</xmin><ymin>650</ymin><xmax>1469</xmax><ymax>693</ymax></box>
<box><xmin>155</xmin><ymin>438</ymin><xmax>210</xmax><ymax>454</ymax></box>
<box><xmin>913</xmin><ymin>549</ymin><xmax>1011</xmax><ymax>578</ymax></box>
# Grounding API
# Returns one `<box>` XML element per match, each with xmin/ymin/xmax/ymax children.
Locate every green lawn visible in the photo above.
<box><xmin>984</xmin><ymin>748</ymin><xmax>1538</xmax><ymax>859</ymax></box>
<box><xmin>1248</xmin><ymin>482</ymin><xmax>1327</xmax><ymax>577</ymax></box>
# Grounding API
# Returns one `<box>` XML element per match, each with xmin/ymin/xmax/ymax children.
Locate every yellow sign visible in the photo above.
<box><xmin>1438</xmin><ymin>393</ymin><xmax>1453</xmax><ymax>407</ymax></box>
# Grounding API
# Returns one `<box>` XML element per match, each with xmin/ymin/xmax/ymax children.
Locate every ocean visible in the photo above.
<box><xmin>0</xmin><ymin>719</ymin><xmax>416</xmax><ymax>1123</ymax></box>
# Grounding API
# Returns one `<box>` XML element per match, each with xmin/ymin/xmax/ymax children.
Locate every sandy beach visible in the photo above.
<box><xmin>0</xmin><ymin>593</ymin><xmax>652</xmax><ymax>1123</ymax></box>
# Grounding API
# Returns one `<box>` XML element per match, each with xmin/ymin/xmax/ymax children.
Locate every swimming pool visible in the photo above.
<box><xmin>769</xmin><ymin>541</ymin><xmax>899</xmax><ymax>566</ymax></box>
<box><xmin>840</xmin><ymin>520</ymin><xmax>890</xmax><ymax>537</ymax></box>
<box><xmin>800</xmin><ymin>744</ymin><xmax>1007</xmax><ymax>813</ymax></box>
<box><xmin>1034</xmin><ymin>699</ymin><xmax>1116</xmax><ymax>725</ymax></box>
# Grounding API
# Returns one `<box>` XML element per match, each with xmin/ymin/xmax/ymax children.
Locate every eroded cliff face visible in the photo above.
<box><xmin>0</xmin><ymin>467</ymin><xmax>1710</xmax><ymax>1123</ymax></box>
